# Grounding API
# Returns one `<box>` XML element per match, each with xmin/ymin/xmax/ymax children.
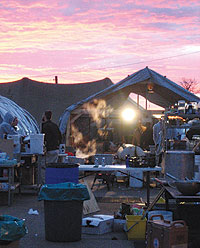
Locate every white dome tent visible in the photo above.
<box><xmin>0</xmin><ymin>95</ymin><xmax>40</xmax><ymax>136</ymax></box>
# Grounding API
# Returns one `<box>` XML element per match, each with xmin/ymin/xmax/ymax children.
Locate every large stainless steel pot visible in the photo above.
<box><xmin>162</xmin><ymin>151</ymin><xmax>195</xmax><ymax>180</ymax></box>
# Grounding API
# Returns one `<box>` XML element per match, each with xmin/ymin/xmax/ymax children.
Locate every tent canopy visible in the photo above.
<box><xmin>59</xmin><ymin>67</ymin><xmax>200</xmax><ymax>134</ymax></box>
<box><xmin>0</xmin><ymin>95</ymin><xmax>40</xmax><ymax>136</ymax></box>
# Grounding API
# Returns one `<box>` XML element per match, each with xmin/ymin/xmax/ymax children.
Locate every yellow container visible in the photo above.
<box><xmin>125</xmin><ymin>215</ymin><xmax>146</xmax><ymax>240</ymax></box>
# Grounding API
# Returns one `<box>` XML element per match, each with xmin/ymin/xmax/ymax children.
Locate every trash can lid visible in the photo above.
<box><xmin>46</xmin><ymin>163</ymin><xmax>79</xmax><ymax>168</ymax></box>
<box><xmin>38</xmin><ymin>182</ymin><xmax>90</xmax><ymax>201</ymax></box>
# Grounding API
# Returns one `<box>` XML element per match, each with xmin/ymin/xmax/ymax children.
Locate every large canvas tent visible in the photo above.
<box><xmin>60</xmin><ymin>67</ymin><xmax>200</xmax><ymax>136</ymax></box>
<box><xmin>0</xmin><ymin>77</ymin><xmax>113</xmax><ymax>124</ymax></box>
<box><xmin>0</xmin><ymin>95</ymin><xmax>39</xmax><ymax>136</ymax></box>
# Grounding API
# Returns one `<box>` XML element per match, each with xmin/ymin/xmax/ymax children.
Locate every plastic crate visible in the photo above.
<box><xmin>125</xmin><ymin>215</ymin><xmax>146</xmax><ymax>240</ymax></box>
<box><xmin>45</xmin><ymin>163</ymin><xmax>79</xmax><ymax>184</ymax></box>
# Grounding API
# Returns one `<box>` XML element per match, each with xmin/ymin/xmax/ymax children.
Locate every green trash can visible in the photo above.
<box><xmin>38</xmin><ymin>182</ymin><xmax>90</xmax><ymax>242</ymax></box>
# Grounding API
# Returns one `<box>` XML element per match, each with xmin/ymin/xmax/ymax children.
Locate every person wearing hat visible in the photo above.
<box><xmin>153</xmin><ymin>119</ymin><xmax>163</xmax><ymax>166</ymax></box>
<box><xmin>0</xmin><ymin>112</ymin><xmax>18</xmax><ymax>139</ymax></box>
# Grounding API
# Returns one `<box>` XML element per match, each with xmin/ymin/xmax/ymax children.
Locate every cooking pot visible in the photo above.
<box><xmin>173</xmin><ymin>180</ymin><xmax>200</xmax><ymax>195</ymax></box>
<box><xmin>166</xmin><ymin>173</ymin><xmax>200</xmax><ymax>195</ymax></box>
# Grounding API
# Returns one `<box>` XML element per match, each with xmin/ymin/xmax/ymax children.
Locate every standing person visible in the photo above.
<box><xmin>0</xmin><ymin>112</ymin><xmax>18</xmax><ymax>138</ymax></box>
<box><xmin>140</xmin><ymin>122</ymin><xmax>154</xmax><ymax>150</ymax></box>
<box><xmin>153</xmin><ymin>119</ymin><xmax>163</xmax><ymax>166</ymax></box>
<box><xmin>40</xmin><ymin>110</ymin><xmax>62</xmax><ymax>185</ymax></box>
<box><xmin>132</xmin><ymin>120</ymin><xmax>146</xmax><ymax>146</ymax></box>
<box><xmin>0</xmin><ymin>112</ymin><xmax>19</xmax><ymax>176</ymax></box>
<box><xmin>41</xmin><ymin>110</ymin><xmax>62</xmax><ymax>163</ymax></box>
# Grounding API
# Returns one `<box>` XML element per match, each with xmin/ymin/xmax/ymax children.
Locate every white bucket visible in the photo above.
<box><xmin>148</xmin><ymin>210</ymin><xmax>173</xmax><ymax>221</ymax></box>
<box><xmin>30</xmin><ymin>134</ymin><xmax>44</xmax><ymax>154</ymax></box>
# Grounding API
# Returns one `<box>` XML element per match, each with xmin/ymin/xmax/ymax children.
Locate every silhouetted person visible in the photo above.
<box><xmin>41</xmin><ymin>110</ymin><xmax>62</xmax><ymax>163</ymax></box>
<box><xmin>40</xmin><ymin>110</ymin><xmax>62</xmax><ymax>184</ymax></box>
<box><xmin>140</xmin><ymin>122</ymin><xmax>154</xmax><ymax>150</ymax></box>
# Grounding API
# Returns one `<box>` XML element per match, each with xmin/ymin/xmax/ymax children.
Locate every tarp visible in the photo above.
<box><xmin>59</xmin><ymin>67</ymin><xmax>200</xmax><ymax>134</ymax></box>
<box><xmin>0</xmin><ymin>95</ymin><xmax>40</xmax><ymax>135</ymax></box>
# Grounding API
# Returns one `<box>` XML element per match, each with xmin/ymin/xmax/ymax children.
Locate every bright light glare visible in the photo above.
<box><xmin>122</xmin><ymin>108</ymin><xmax>135</xmax><ymax>122</ymax></box>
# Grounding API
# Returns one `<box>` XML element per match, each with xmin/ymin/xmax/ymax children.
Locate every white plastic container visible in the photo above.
<box><xmin>30</xmin><ymin>134</ymin><xmax>44</xmax><ymax>154</ymax></box>
<box><xmin>148</xmin><ymin>210</ymin><xmax>173</xmax><ymax>221</ymax></box>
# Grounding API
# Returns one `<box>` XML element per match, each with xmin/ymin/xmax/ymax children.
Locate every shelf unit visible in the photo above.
<box><xmin>0</xmin><ymin>161</ymin><xmax>20</xmax><ymax>206</ymax></box>
<box><xmin>162</xmin><ymin>112</ymin><xmax>199</xmax><ymax>152</ymax></box>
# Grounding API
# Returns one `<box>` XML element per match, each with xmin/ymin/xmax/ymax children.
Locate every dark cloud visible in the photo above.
<box><xmin>149</xmin><ymin>6</ymin><xmax>200</xmax><ymax>18</ymax></box>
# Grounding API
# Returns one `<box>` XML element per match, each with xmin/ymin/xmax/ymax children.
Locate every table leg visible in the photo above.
<box><xmin>146</xmin><ymin>171</ymin><xmax>150</xmax><ymax>207</ymax></box>
<box><xmin>8</xmin><ymin>167</ymin><xmax>11</xmax><ymax>206</ymax></box>
<box><xmin>36</xmin><ymin>155</ymin><xmax>43</xmax><ymax>189</ymax></box>
<box><xmin>165</xmin><ymin>190</ymin><xmax>169</xmax><ymax>210</ymax></box>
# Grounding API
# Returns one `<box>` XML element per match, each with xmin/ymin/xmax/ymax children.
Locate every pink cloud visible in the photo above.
<box><xmin>0</xmin><ymin>0</ymin><xmax>199</xmax><ymax>86</ymax></box>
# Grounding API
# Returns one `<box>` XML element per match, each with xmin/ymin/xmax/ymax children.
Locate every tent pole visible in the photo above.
<box><xmin>66</xmin><ymin>116</ymin><xmax>71</xmax><ymax>146</ymax></box>
<box><xmin>145</xmin><ymin>87</ymin><xmax>148</xmax><ymax>110</ymax></box>
<box><xmin>145</xmin><ymin>98</ymin><xmax>148</xmax><ymax>110</ymax></box>
<box><xmin>89</xmin><ymin>116</ymin><xmax>91</xmax><ymax>140</ymax></box>
<box><xmin>137</xmin><ymin>94</ymin><xmax>139</xmax><ymax>108</ymax></box>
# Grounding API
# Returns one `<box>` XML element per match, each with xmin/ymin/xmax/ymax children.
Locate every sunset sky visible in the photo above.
<box><xmin>0</xmin><ymin>0</ymin><xmax>200</xmax><ymax>86</ymax></box>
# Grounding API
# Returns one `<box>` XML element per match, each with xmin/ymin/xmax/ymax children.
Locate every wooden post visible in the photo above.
<box><xmin>65</xmin><ymin>116</ymin><xmax>71</xmax><ymax>146</ymax></box>
<box><xmin>137</xmin><ymin>94</ymin><xmax>139</xmax><ymax>108</ymax></box>
<box><xmin>145</xmin><ymin>86</ymin><xmax>148</xmax><ymax>110</ymax></box>
<box><xmin>55</xmin><ymin>76</ymin><xmax>58</xmax><ymax>84</ymax></box>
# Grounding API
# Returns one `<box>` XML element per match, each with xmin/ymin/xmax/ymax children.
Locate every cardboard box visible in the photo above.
<box><xmin>82</xmin><ymin>215</ymin><xmax>114</xmax><ymax>235</ymax></box>
<box><xmin>113</xmin><ymin>219</ymin><xmax>126</xmax><ymax>232</ymax></box>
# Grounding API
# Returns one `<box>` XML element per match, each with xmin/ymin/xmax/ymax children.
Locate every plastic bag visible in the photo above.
<box><xmin>0</xmin><ymin>215</ymin><xmax>28</xmax><ymax>241</ymax></box>
<box><xmin>38</xmin><ymin>182</ymin><xmax>90</xmax><ymax>201</ymax></box>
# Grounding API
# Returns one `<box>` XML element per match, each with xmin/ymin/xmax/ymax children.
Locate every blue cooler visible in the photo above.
<box><xmin>45</xmin><ymin>163</ymin><xmax>79</xmax><ymax>184</ymax></box>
